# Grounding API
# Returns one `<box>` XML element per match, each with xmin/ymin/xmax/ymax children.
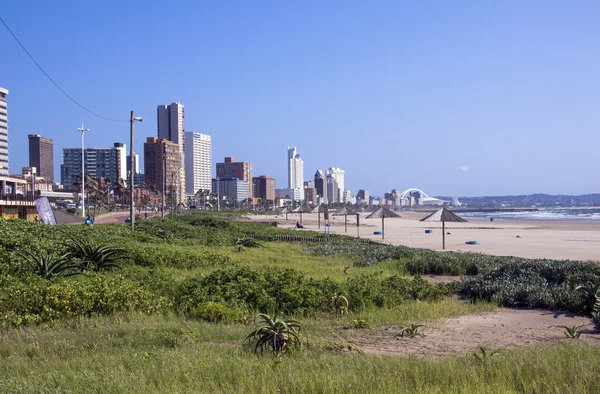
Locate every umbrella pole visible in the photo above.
<box><xmin>382</xmin><ymin>217</ymin><xmax>385</xmax><ymax>239</ymax></box>
<box><xmin>345</xmin><ymin>214</ymin><xmax>347</xmax><ymax>233</ymax></box>
<box><xmin>442</xmin><ymin>221</ymin><xmax>445</xmax><ymax>250</ymax></box>
<box><xmin>357</xmin><ymin>214</ymin><xmax>360</xmax><ymax>238</ymax></box>
<box><xmin>318</xmin><ymin>212</ymin><xmax>321</xmax><ymax>229</ymax></box>
<box><xmin>300</xmin><ymin>213</ymin><xmax>303</xmax><ymax>226</ymax></box>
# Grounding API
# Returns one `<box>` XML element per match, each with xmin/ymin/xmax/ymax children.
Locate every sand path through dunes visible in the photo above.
<box><xmin>356</xmin><ymin>309</ymin><xmax>600</xmax><ymax>358</ymax></box>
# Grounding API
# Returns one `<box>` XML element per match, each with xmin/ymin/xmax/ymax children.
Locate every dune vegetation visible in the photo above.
<box><xmin>0</xmin><ymin>213</ymin><xmax>598</xmax><ymax>393</ymax></box>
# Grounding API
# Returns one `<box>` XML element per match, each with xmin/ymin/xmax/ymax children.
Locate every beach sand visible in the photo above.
<box><xmin>246</xmin><ymin>212</ymin><xmax>600</xmax><ymax>261</ymax></box>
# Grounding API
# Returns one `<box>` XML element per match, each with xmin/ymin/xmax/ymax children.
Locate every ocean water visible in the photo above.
<box><xmin>459</xmin><ymin>208</ymin><xmax>600</xmax><ymax>222</ymax></box>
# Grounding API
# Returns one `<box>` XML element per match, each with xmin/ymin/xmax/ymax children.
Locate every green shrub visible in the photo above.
<box><xmin>177</xmin><ymin>267</ymin><xmax>445</xmax><ymax>315</ymax></box>
<box><xmin>0</xmin><ymin>275</ymin><xmax>171</xmax><ymax>326</ymax></box>
<box><xmin>461</xmin><ymin>259</ymin><xmax>600</xmax><ymax>312</ymax></box>
<box><xmin>305</xmin><ymin>241</ymin><xmax>416</xmax><ymax>267</ymax></box>
<box><xmin>189</xmin><ymin>302</ymin><xmax>244</xmax><ymax>323</ymax></box>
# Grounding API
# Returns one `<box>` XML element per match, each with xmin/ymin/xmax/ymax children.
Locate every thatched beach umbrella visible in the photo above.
<box><xmin>420</xmin><ymin>207</ymin><xmax>468</xmax><ymax>249</ymax></box>
<box><xmin>279</xmin><ymin>206</ymin><xmax>292</xmax><ymax>221</ymax></box>
<box><xmin>293</xmin><ymin>205</ymin><xmax>312</xmax><ymax>226</ymax></box>
<box><xmin>334</xmin><ymin>206</ymin><xmax>358</xmax><ymax>234</ymax></box>
<box><xmin>312</xmin><ymin>204</ymin><xmax>328</xmax><ymax>229</ymax></box>
<box><xmin>365</xmin><ymin>206</ymin><xmax>400</xmax><ymax>240</ymax></box>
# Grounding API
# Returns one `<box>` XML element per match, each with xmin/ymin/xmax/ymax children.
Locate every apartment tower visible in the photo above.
<box><xmin>287</xmin><ymin>147</ymin><xmax>304</xmax><ymax>195</ymax></box>
<box><xmin>157</xmin><ymin>102</ymin><xmax>185</xmax><ymax>202</ymax></box>
<box><xmin>216</xmin><ymin>157</ymin><xmax>252</xmax><ymax>198</ymax></box>
<box><xmin>143</xmin><ymin>137</ymin><xmax>181</xmax><ymax>206</ymax></box>
<box><xmin>0</xmin><ymin>87</ymin><xmax>8</xmax><ymax>175</ymax></box>
<box><xmin>61</xmin><ymin>143</ymin><xmax>126</xmax><ymax>188</ymax></box>
<box><xmin>185</xmin><ymin>132</ymin><xmax>212</xmax><ymax>196</ymax></box>
<box><xmin>28</xmin><ymin>134</ymin><xmax>54</xmax><ymax>182</ymax></box>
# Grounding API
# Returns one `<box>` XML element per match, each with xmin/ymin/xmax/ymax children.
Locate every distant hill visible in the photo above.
<box><xmin>434</xmin><ymin>193</ymin><xmax>600</xmax><ymax>208</ymax></box>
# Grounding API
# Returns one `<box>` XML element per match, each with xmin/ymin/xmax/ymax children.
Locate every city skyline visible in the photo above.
<box><xmin>2</xmin><ymin>3</ymin><xmax>600</xmax><ymax>196</ymax></box>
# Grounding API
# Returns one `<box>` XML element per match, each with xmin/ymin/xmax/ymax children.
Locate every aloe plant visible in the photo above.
<box><xmin>558</xmin><ymin>325</ymin><xmax>585</xmax><ymax>339</ymax></box>
<box><xmin>13</xmin><ymin>249</ymin><xmax>83</xmax><ymax>280</ymax></box>
<box><xmin>399</xmin><ymin>323</ymin><xmax>424</xmax><ymax>338</ymax></box>
<box><xmin>473</xmin><ymin>347</ymin><xmax>501</xmax><ymax>365</ymax></box>
<box><xmin>62</xmin><ymin>232</ymin><xmax>127</xmax><ymax>271</ymax></box>
<box><xmin>330</xmin><ymin>294</ymin><xmax>349</xmax><ymax>315</ymax></box>
<box><xmin>244</xmin><ymin>313</ymin><xmax>303</xmax><ymax>354</ymax></box>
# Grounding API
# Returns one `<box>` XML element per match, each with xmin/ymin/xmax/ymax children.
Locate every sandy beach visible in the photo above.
<box><xmin>246</xmin><ymin>211</ymin><xmax>600</xmax><ymax>261</ymax></box>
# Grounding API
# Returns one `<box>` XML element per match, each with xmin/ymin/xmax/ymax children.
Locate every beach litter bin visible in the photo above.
<box><xmin>425</xmin><ymin>229</ymin><xmax>432</xmax><ymax>234</ymax></box>
<box><xmin>465</xmin><ymin>241</ymin><xmax>479</xmax><ymax>245</ymax></box>
<box><xmin>373</xmin><ymin>231</ymin><xmax>382</xmax><ymax>235</ymax></box>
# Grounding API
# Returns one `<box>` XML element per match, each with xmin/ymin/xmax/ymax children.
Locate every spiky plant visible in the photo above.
<box><xmin>13</xmin><ymin>249</ymin><xmax>83</xmax><ymax>280</ymax></box>
<box><xmin>330</xmin><ymin>294</ymin><xmax>349</xmax><ymax>315</ymax></box>
<box><xmin>234</xmin><ymin>238</ymin><xmax>263</xmax><ymax>249</ymax></box>
<box><xmin>399</xmin><ymin>323</ymin><xmax>424</xmax><ymax>338</ymax></box>
<box><xmin>558</xmin><ymin>325</ymin><xmax>585</xmax><ymax>339</ymax></box>
<box><xmin>62</xmin><ymin>233</ymin><xmax>127</xmax><ymax>271</ymax></box>
<box><xmin>576</xmin><ymin>280</ymin><xmax>600</xmax><ymax>315</ymax></box>
<box><xmin>244</xmin><ymin>313</ymin><xmax>303</xmax><ymax>354</ymax></box>
<box><xmin>473</xmin><ymin>347</ymin><xmax>501</xmax><ymax>365</ymax></box>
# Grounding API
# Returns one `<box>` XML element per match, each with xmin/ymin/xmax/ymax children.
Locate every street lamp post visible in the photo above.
<box><xmin>129</xmin><ymin>111</ymin><xmax>143</xmax><ymax>230</ymax></box>
<box><xmin>77</xmin><ymin>123</ymin><xmax>90</xmax><ymax>218</ymax></box>
<box><xmin>162</xmin><ymin>143</ymin><xmax>166</xmax><ymax>218</ymax></box>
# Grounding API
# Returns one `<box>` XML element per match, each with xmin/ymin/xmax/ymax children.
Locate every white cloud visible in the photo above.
<box><xmin>458</xmin><ymin>165</ymin><xmax>470</xmax><ymax>172</ymax></box>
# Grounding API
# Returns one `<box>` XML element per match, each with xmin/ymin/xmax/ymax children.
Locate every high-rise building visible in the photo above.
<box><xmin>216</xmin><ymin>157</ymin><xmax>253</xmax><ymax>198</ymax></box>
<box><xmin>61</xmin><ymin>143</ymin><xmax>127</xmax><ymax>188</ymax></box>
<box><xmin>252</xmin><ymin>176</ymin><xmax>275</xmax><ymax>201</ymax></box>
<box><xmin>327</xmin><ymin>167</ymin><xmax>345</xmax><ymax>202</ymax></box>
<box><xmin>28</xmin><ymin>134</ymin><xmax>54</xmax><ymax>182</ymax></box>
<box><xmin>303</xmin><ymin>180</ymin><xmax>317</xmax><ymax>205</ymax></box>
<box><xmin>0</xmin><ymin>87</ymin><xmax>8</xmax><ymax>175</ymax></box>
<box><xmin>326</xmin><ymin>175</ymin><xmax>339</xmax><ymax>203</ymax></box>
<box><xmin>127</xmin><ymin>153</ymin><xmax>140</xmax><ymax>175</ymax></box>
<box><xmin>212</xmin><ymin>178</ymin><xmax>249</xmax><ymax>202</ymax></box>
<box><xmin>314</xmin><ymin>170</ymin><xmax>327</xmax><ymax>202</ymax></box>
<box><xmin>157</xmin><ymin>102</ymin><xmax>185</xmax><ymax>202</ymax></box>
<box><xmin>143</xmin><ymin>137</ymin><xmax>181</xmax><ymax>205</ymax></box>
<box><xmin>356</xmin><ymin>189</ymin><xmax>370</xmax><ymax>205</ymax></box>
<box><xmin>185</xmin><ymin>132</ymin><xmax>212</xmax><ymax>196</ymax></box>
<box><xmin>287</xmin><ymin>147</ymin><xmax>304</xmax><ymax>191</ymax></box>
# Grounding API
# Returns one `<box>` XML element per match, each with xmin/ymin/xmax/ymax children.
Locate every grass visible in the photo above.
<box><xmin>0</xmin><ymin>313</ymin><xmax>598</xmax><ymax>393</ymax></box>
<box><xmin>0</xmin><ymin>213</ymin><xmax>595</xmax><ymax>392</ymax></box>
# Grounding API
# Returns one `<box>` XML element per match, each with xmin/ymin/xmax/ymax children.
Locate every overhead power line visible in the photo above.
<box><xmin>0</xmin><ymin>16</ymin><xmax>127</xmax><ymax>122</ymax></box>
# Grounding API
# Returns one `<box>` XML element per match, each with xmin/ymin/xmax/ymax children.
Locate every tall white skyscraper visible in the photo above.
<box><xmin>0</xmin><ymin>87</ymin><xmax>8</xmax><ymax>176</ymax></box>
<box><xmin>287</xmin><ymin>147</ymin><xmax>304</xmax><ymax>193</ymax></box>
<box><xmin>185</xmin><ymin>132</ymin><xmax>212</xmax><ymax>195</ymax></box>
<box><xmin>327</xmin><ymin>167</ymin><xmax>345</xmax><ymax>202</ymax></box>
<box><xmin>158</xmin><ymin>102</ymin><xmax>185</xmax><ymax>202</ymax></box>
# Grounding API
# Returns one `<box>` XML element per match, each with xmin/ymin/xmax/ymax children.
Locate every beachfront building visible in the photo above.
<box><xmin>287</xmin><ymin>147</ymin><xmax>304</xmax><ymax>200</ymax></box>
<box><xmin>326</xmin><ymin>174</ymin><xmax>339</xmax><ymax>203</ymax></box>
<box><xmin>216</xmin><ymin>157</ymin><xmax>253</xmax><ymax>199</ymax></box>
<box><xmin>0</xmin><ymin>87</ymin><xmax>8</xmax><ymax>176</ymax></box>
<box><xmin>343</xmin><ymin>189</ymin><xmax>352</xmax><ymax>204</ymax></box>
<box><xmin>326</xmin><ymin>167</ymin><xmax>344</xmax><ymax>202</ymax></box>
<box><xmin>28</xmin><ymin>134</ymin><xmax>54</xmax><ymax>183</ymax></box>
<box><xmin>275</xmin><ymin>187</ymin><xmax>302</xmax><ymax>201</ymax></box>
<box><xmin>252</xmin><ymin>175</ymin><xmax>275</xmax><ymax>201</ymax></box>
<box><xmin>185</xmin><ymin>132</ymin><xmax>212</xmax><ymax>196</ymax></box>
<box><xmin>304</xmin><ymin>180</ymin><xmax>317</xmax><ymax>205</ymax></box>
<box><xmin>61</xmin><ymin>143</ymin><xmax>127</xmax><ymax>188</ymax></box>
<box><xmin>212</xmin><ymin>178</ymin><xmax>249</xmax><ymax>202</ymax></box>
<box><xmin>314</xmin><ymin>170</ymin><xmax>327</xmax><ymax>203</ymax></box>
<box><xmin>144</xmin><ymin>137</ymin><xmax>181</xmax><ymax>205</ymax></box>
<box><xmin>356</xmin><ymin>189</ymin><xmax>369</xmax><ymax>205</ymax></box>
<box><xmin>158</xmin><ymin>102</ymin><xmax>186</xmax><ymax>203</ymax></box>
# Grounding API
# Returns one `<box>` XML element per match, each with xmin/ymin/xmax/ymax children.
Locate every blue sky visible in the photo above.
<box><xmin>1</xmin><ymin>1</ymin><xmax>599</xmax><ymax>196</ymax></box>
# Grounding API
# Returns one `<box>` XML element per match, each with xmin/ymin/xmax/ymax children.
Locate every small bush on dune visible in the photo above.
<box><xmin>0</xmin><ymin>275</ymin><xmax>170</xmax><ymax>326</ymax></box>
<box><xmin>189</xmin><ymin>302</ymin><xmax>244</xmax><ymax>323</ymax></box>
<box><xmin>177</xmin><ymin>267</ymin><xmax>447</xmax><ymax>315</ymax></box>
